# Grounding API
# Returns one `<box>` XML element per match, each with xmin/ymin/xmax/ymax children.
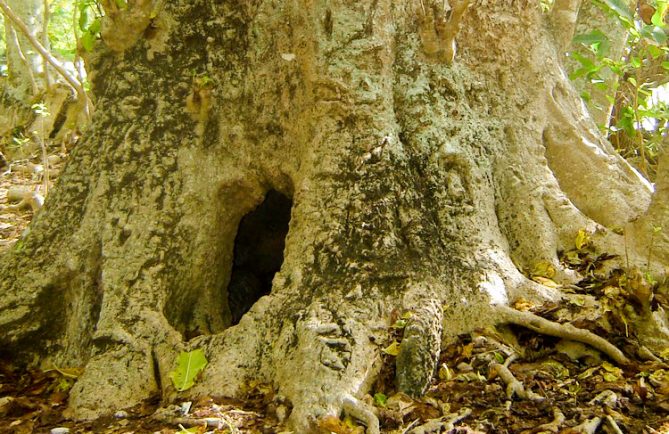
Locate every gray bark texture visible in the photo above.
<box><xmin>0</xmin><ymin>1</ymin><xmax>667</xmax><ymax>432</ymax></box>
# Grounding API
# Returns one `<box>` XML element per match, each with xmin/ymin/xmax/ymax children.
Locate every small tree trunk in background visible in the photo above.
<box><xmin>551</xmin><ymin>0</ymin><xmax>634</xmax><ymax>127</ymax></box>
<box><xmin>3</xmin><ymin>0</ymin><xmax>45</xmax><ymax>100</ymax></box>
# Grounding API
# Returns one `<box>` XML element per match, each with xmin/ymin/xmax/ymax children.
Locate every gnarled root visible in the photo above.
<box><xmin>489</xmin><ymin>359</ymin><xmax>544</xmax><ymax>403</ymax></box>
<box><xmin>396</xmin><ymin>295</ymin><xmax>443</xmax><ymax>397</ymax></box>
<box><xmin>495</xmin><ymin>305</ymin><xmax>630</xmax><ymax>365</ymax></box>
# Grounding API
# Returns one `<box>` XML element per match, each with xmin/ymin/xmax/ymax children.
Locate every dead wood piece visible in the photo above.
<box><xmin>496</xmin><ymin>305</ymin><xmax>630</xmax><ymax>366</ymax></box>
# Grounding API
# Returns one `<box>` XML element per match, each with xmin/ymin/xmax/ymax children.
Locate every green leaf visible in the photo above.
<box><xmin>81</xmin><ymin>32</ymin><xmax>96</xmax><ymax>52</ymax></box>
<box><xmin>382</xmin><ymin>341</ymin><xmax>401</xmax><ymax>356</ymax></box>
<box><xmin>114</xmin><ymin>0</ymin><xmax>128</xmax><ymax>8</ymax></box>
<box><xmin>652</xmin><ymin>2</ymin><xmax>668</xmax><ymax>26</ymax></box>
<box><xmin>573</xmin><ymin>30</ymin><xmax>610</xmax><ymax>56</ymax></box>
<box><xmin>662</xmin><ymin>61</ymin><xmax>669</xmax><ymax>70</ymax></box>
<box><xmin>373</xmin><ymin>393</ymin><xmax>388</xmax><ymax>407</ymax></box>
<box><xmin>648</xmin><ymin>45</ymin><xmax>664</xmax><ymax>59</ymax></box>
<box><xmin>78</xmin><ymin>7</ymin><xmax>90</xmax><ymax>31</ymax></box>
<box><xmin>391</xmin><ymin>319</ymin><xmax>407</xmax><ymax>329</ymax></box>
<box><xmin>598</xmin><ymin>0</ymin><xmax>634</xmax><ymax>22</ymax></box>
<box><xmin>169</xmin><ymin>349</ymin><xmax>208</xmax><ymax>392</ymax></box>
<box><xmin>649</xmin><ymin>26</ymin><xmax>667</xmax><ymax>44</ymax></box>
<box><xmin>88</xmin><ymin>18</ymin><xmax>101</xmax><ymax>34</ymax></box>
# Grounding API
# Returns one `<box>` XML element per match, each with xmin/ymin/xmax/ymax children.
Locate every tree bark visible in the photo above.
<box><xmin>0</xmin><ymin>1</ymin><xmax>666</xmax><ymax>432</ymax></box>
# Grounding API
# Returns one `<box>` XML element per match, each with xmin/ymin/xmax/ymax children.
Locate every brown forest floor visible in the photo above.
<box><xmin>1</xmin><ymin>146</ymin><xmax>669</xmax><ymax>434</ymax></box>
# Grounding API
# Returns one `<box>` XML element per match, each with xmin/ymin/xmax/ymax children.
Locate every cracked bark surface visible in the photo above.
<box><xmin>0</xmin><ymin>1</ymin><xmax>667</xmax><ymax>433</ymax></box>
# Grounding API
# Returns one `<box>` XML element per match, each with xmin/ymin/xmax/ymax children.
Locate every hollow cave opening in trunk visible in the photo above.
<box><xmin>227</xmin><ymin>189</ymin><xmax>292</xmax><ymax>325</ymax></box>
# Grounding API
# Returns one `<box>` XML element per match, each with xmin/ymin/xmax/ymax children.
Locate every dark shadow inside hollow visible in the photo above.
<box><xmin>227</xmin><ymin>190</ymin><xmax>292</xmax><ymax>324</ymax></box>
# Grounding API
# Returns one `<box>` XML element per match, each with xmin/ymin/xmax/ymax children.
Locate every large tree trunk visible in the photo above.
<box><xmin>0</xmin><ymin>1</ymin><xmax>667</xmax><ymax>432</ymax></box>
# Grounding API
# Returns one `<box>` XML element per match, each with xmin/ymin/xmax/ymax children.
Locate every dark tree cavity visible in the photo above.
<box><xmin>227</xmin><ymin>190</ymin><xmax>292</xmax><ymax>324</ymax></box>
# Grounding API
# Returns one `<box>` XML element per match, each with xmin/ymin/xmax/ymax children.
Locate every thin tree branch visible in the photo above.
<box><xmin>42</xmin><ymin>0</ymin><xmax>51</xmax><ymax>90</ymax></box>
<box><xmin>5</xmin><ymin>20</ymin><xmax>38</xmax><ymax>95</ymax></box>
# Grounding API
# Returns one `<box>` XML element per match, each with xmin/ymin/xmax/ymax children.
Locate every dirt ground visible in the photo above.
<box><xmin>1</xmin><ymin>148</ymin><xmax>669</xmax><ymax>434</ymax></box>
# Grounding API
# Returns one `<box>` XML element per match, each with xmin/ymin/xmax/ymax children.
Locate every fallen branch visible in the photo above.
<box><xmin>496</xmin><ymin>305</ymin><xmax>630</xmax><ymax>366</ymax></box>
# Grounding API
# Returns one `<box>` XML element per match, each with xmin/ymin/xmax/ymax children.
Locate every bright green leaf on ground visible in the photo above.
<box><xmin>169</xmin><ymin>349</ymin><xmax>208</xmax><ymax>392</ymax></box>
<box><xmin>373</xmin><ymin>393</ymin><xmax>388</xmax><ymax>407</ymax></box>
<box><xmin>575</xmin><ymin>229</ymin><xmax>590</xmax><ymax>250</ymax></box>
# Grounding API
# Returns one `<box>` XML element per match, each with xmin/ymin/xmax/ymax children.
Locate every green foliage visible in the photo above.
<box><xmin>32</xmin><ymin>102</ymin><xmax>50</xmax><ymax>117</ymax></box>
<box><xmin>169</xmin><ymin>349</ymin><xmax>208</xmax><ymax>392</ymax></box>
<box><xmin>373</xmin><ymin>392</ymin><xmax>388</xmax><ymax>407</ymax></box>
<box><xmin>77</xmin><ymin>0</ymin><xmax>102</xmax><ymax>52</ymax></box>
<box><xmin>48</xmin><ymin>0</ymin><xmax>77</xmax><ymax>60</ymax></box>
<box><xmin>571</xmin><ymin>0</ymin><xmax>669</xmax><ymax>180</ymax></box>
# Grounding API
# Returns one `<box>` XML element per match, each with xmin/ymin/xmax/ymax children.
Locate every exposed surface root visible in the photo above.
<box><xmin>495</xmin><ymin>305</ymin><xmax>630</xmax><ymax>365</ymax></box>
<box><xmin>521</xmin><ymin>408</ymin><xmax>565</xmax><ymax>433</ymax></box>
<box><xmin>343</xmin><ymin>394</ymin><xmax>380</xmax><ymax>434</ymax></box>
<box><xmin>408</xmin><ymin>407</ymin><xmax>472</xmax><ymax>434</ymax></box>
<box><xmin>564</xmin><ymin>417</ymin><xmax>602</xmax><ymax>434</ymax></box>
<box><xmin>489</xmin><ymin>361</ymin><xmax>544</xmax><ymax>402</ymax></box>
<box><xmin>397</xmin><ymin>297</ymin><xmax>443</xmax><ymax>397</ymax></box>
